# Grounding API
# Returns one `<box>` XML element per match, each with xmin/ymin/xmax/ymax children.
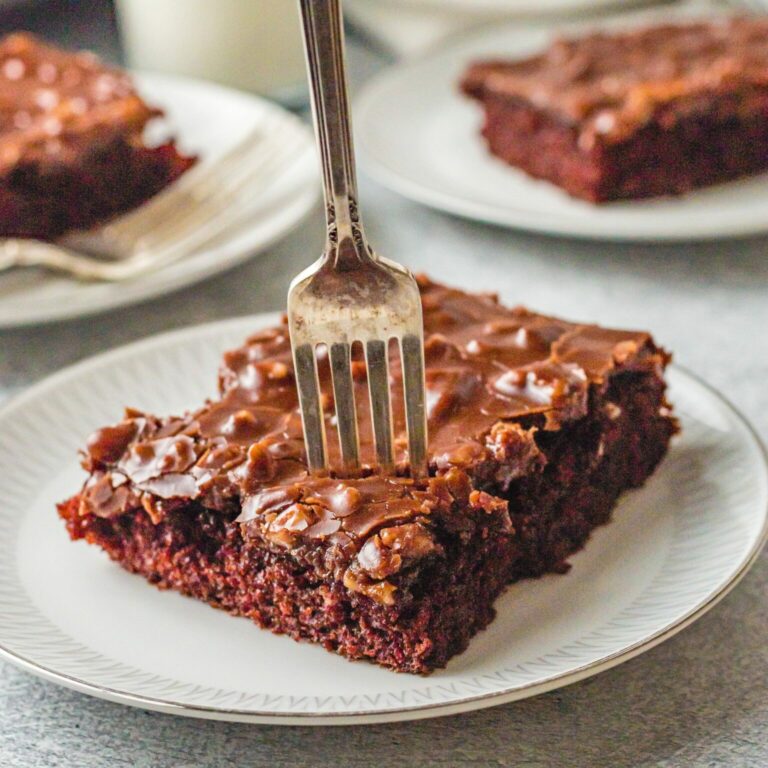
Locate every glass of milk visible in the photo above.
<box><xmin>115</xmin><ymin>0</ymin><xmax>307</xmax><ymax>105</ymax></box>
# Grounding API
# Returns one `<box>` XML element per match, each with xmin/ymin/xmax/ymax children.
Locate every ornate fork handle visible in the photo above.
<box><xmin>299</xmin><ymin>0</ymin><xmax>369</xmax><ymax>267</ymax></box>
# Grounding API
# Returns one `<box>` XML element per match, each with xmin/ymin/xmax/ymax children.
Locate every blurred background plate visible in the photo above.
<box><xmin>0</xmin><ymin>71</ymin><xmax>319</xmax><ymax>329</ymax></box>
<box><xmin>355</xmin><ymin>5</ymin><xmax>768</xmax><ymax>241</ymax></box>
<box><xmin>351</xmin><ymin>0</ymin><xmax>647</xmax><ymax>14</ymax></box>
<box><xmin>345</xmin><ymin>0</ymin><xmax>664</xmax><ymax>55</ymax></box>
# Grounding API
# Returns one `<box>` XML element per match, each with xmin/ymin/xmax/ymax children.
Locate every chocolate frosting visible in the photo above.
<box><xmin>79</xmin><ymin>278</ymin><xmax>666</xmax><ymax>603</ymax></box>
<box><xmin>0</xmin><ymin>33</ymin><xmax>157</xmax><ymax>169</ymax></box>
<box><xmin>462</xmin><ymin>16</ymin><xmax>768</xmax><ymax>147</ymax></box>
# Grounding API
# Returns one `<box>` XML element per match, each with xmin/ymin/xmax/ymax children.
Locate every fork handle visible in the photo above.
<box><xmin>298</xmin><ymin>0</ymin><xmax>369</xmax><ymax>268</ymax></box>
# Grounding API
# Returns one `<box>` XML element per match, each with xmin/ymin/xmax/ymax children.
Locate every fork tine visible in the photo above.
<box><xmin>400</xmin><ymin>333</ymin><xmax>428</xmax><ymax>478</ymax></box>
<box><xmin>329</xmin><ymin>342</ymin><xmax>360</xmax><ymax>471</ymax></box>
<box><xmin>365</xmin><ymin>339</ymin><xmax>394</xmax><ymax>473</ymax></box>
<box><xmin>293</xmin><ymin>342</ymin><xmax>328</xmax><ymax>474</ymax></box>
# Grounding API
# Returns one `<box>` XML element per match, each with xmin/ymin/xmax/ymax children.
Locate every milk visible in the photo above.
<box><xmin>115</xmin><ymin>0</ymin><xmax>307</xmax><ymax>103</ymax></box>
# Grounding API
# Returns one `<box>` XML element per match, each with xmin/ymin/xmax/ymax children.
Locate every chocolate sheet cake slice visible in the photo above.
<box><xmin>59</xmin><ymin>278</ymin><xmax>676</xmax><ymax>673</ymax></box>
<box><xmin>0</xmin><ymin>33</ymin><xmax>194</xmax><ymax>239</ymax></box>
<box><xmin>462</xmin><ymin>16</ymin><xmax>768</xmax><ymax>202</ymax></box>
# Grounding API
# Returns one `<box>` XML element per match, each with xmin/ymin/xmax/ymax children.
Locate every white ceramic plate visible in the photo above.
<box><xmin>345</xmin><ymin>0</ymin><xmax>648</xmax><ymax>57</ymax></box>
<box><xmin>0</xmin><ymin>73</ymin><xmax>319</xmax><ymax>328</ymax></box>
<box><xmin>354</xmin><ymin>0</ymin><xmax>636</xmax><ymax>14</ymax></box>
<box><xmin>0</xmin><ymin>314</ymin><xmax>765</xmax><ymax>725</ymax></box>
<box><xmin>355</xmin><ymin>7</ymin><xmax>768</xmax><ymax>241</ymax></box>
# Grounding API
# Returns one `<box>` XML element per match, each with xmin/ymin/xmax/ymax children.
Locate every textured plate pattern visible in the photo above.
<box><xmin>0</xmin><ymin>315</ymin><xmax>765</xmax><ymax>725</ymax></box>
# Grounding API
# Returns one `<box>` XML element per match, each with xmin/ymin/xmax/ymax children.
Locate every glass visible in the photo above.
<box><xmin>115</xmin><ymin>0</ymin><xmax>307</xmax><ymax>105</ymax></box>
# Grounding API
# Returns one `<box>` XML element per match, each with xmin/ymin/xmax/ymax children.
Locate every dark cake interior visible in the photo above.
<box><xmin>59</xmin><ymin>278</ymin><xmax>677</xmax><ymax>673</ymax></box>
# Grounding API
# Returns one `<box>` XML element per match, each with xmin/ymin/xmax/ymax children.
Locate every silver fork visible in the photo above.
<box><xmin>0</xmin><ymin>115</ymin><xmax>310</xmax><ymax>281</ymax></box>
<box><xmin>288</xmin><ymin>0</ymin><xmax>428</xmax><ymax>478</ymax></box>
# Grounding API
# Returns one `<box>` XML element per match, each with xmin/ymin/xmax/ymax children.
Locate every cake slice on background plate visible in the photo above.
<box><xmin>462</xmin><ymin>17</ymin><xmax>768</xmax><ymax>202</ymax></box>
<box><xmin>0</xmin><ymin>33</ymin><xmax>195</xmax><ymax>239</ymax></box>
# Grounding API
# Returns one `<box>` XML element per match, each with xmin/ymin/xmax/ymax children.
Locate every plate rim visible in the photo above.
<box><xmin>0</xmin><ymin>315</ymin><xmax>766</xmax><ymax>725</ymax></box>
<box><xmin>350</xmin><ymin>0</ymin><xmax>633</xmax><ymax>14</ymax></box>
<box><xmin>0</xmin><ymin>72</ymin><xmax>319</xmax><ymax>329</ymax></box>
<box><xmin>354</xmin><ymin>9</ymin><xmax>768</xmax><ymax>243</ymax></box>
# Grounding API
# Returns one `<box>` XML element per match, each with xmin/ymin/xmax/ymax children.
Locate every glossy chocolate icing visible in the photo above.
<box><xmin>462</xmin><ymin>17</ymin><xmax>768</xmax><ymax>147</ymax></box>
<box><xmin>0</xmin><ymin>33</ymin><xmax>157</xmax><ymax>169</ymax></box>
<box><xmin>79</xmin><ymin>278</ymin><xmax>666</xmax><ymax>603</ymax></box>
